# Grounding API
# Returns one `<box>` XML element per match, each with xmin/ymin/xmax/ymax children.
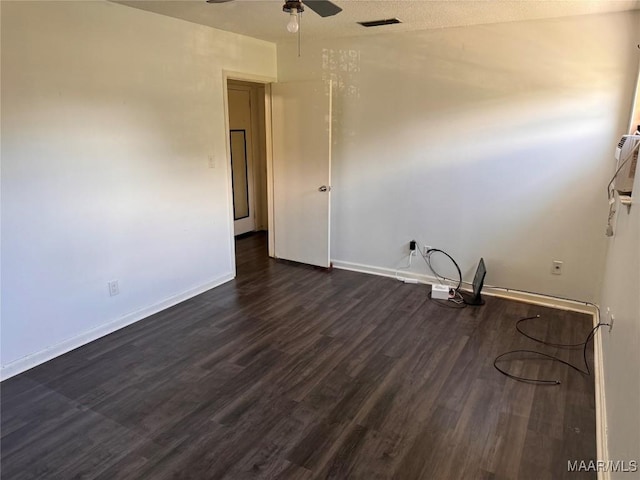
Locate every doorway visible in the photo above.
<box><xmin>224</xmin><ymin>75</ymin><xmax>333</xmax><ymax>275</ymax></box>
<box><xmin>227</xmin><ymin>79</ymin><xmax>269</xmax><ymax>245</ymax></box>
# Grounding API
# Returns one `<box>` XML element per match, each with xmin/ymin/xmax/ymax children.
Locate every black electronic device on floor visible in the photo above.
<box><xmin>460</xmin><ymin>258</ymin><xmax>486</xmax><ymax>306</ymax></box>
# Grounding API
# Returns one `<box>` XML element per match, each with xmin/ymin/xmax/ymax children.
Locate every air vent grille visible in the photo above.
<box><xmin>358</xmin><ymin>18</ymin><xmax>402</xmax><ymax>27</ymax></box>
<box><xmin>618</xmin><ymin>137</ymin><xmax>627</xmax><ymax>149</ymax></box>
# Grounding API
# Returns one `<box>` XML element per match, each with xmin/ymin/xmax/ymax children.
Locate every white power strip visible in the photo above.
<box><xmin>432</xmin><ymin>284</ymin><xmax>449</xmax><ymax>299</ymax></box>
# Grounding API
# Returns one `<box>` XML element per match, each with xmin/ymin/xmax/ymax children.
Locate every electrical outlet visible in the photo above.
<box><xmin>208</xmin><ymin>155</ymin><xmax>216</xmax><ymax>169</ymax></box>
<box><xmin>108</xmin><ymin>280</ymin><xmax>119</xmax><ymax>297</ymax></box>
<box><xmin>552</xmin><ymin>260</ymin><xmax>563</xmax><ymax>275</ymax></box>
<box><xmin>424</xmin><ymin>245</ymin><xmax>433</xmax><ymax>255</ymax></box>
<box><xmin>609</xmin><ymin>314</ymin><xmax>615</xmax><ymax>332</ymax></box>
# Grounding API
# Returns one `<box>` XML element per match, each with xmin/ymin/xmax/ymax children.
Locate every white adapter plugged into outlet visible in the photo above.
<box><xmin>606</xmin><ymin>307</ymin><xmax>615</xmax><ymax>332</ymax></box>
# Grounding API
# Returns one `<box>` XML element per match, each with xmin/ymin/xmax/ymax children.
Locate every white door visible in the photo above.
<box><xmin>228</xmin><ymin>86</ymin><xmax>256</xmax><ymax>235</ymax></box>
<box><xmin>271</xmin><ymin>80</ymin><xmax>332</xmax><ymax>268</ymax></box>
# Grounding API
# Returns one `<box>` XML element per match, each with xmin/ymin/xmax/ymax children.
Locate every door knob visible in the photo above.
<box><xmin>318</xmin><ymin>185</ymin><xmax>331</xmax><ymax>192</ymax></box>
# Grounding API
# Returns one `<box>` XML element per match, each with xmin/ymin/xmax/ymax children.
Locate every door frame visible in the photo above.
<box><xmin>222</xmin><ymin>70</ymin><xmax>276</xmax><ymax>273</ymax></box>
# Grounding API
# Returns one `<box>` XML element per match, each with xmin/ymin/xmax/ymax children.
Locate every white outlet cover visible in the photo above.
<box><xmin>552</xmin><ymin>260</ymin><xmax>563</xmax><ymax>275</ymax></box>
<box><xmin>108</xmin><ymin>280</ymin><xmax>119</xmax><ymax>296</ymax></box>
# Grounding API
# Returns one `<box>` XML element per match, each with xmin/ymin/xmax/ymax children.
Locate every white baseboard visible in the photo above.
<box><xmin>332</xmin><ymin>258</ymin><xmax>608</xmax><ymax>472</ymax></box>
<box><xmin>481</xmin><ymin>288</ymin><xmax>595</xmax><ymax>315</ymax></box>
<box><xmin>332</xmin><ymin>259</ymin><xmax>595</xmax><ymax>314</ymax></box>
<box><xmin>592</xmin><ymin>308</ymin><xmax>610</xmax><ymax>480</ymax></box>
<box><xmin>0</xmin><ymin>273</ymin><xmax>235</xmax><ymax>381</ymax></box>
<box><xmin>332</xmin><ymin>260</ymin><xmax>413</xmax><ymax>281</ymax></box>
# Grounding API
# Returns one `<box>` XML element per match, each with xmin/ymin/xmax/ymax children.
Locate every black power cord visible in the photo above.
<box><xmin>415</xmin><ymin>246</ymin><xmax>602</xmax><ymax>322</ymax></box>
<box><xmin>418</xmin><ymin>264</ymin><xmax>602</xmax><ymax>318</ymax></box>
<box><xmin>516</xmin><ymin>314</ymin><xmax>586</xmax><ymax>348</ymax></box>
<box><xmin>409</xmin><ymin>244</ymin><xmax>608</xmax><ymax>383</ymax></box>
<box><xmin>494</xmin><ymin>315</ymin><xmax>609</xmax><ymax>385</ymax></box>
<box><xmin>418</xmin><ymin>246</ymin><xmax>466</xmax><ymax>308</ymax></box>
<box><xmin>420</xmin><ymin>247</ymin><xmax>463</xmax><ymax>291</ymax></box>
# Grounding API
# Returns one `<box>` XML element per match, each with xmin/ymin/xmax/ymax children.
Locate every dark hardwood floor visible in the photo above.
<box><xmin>1</xmin><ymin>232</ymin><xmax>597</xmax><ymax>479</ymax></box>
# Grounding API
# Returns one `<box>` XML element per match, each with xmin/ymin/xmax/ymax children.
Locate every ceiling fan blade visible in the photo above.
<box><xmin>302</xmin><ymin>0</ymin><xmax>342</xmax><ymax>17</ymax></box>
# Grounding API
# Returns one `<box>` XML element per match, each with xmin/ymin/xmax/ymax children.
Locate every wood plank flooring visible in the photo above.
<box><xmin>1</xmin><ymin>232</ymin><xmax>597</xmax><ymax>479</ymax></box>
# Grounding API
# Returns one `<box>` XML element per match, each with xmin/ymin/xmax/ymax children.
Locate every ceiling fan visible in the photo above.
<box><xmin>206</xmin><ymin>0</ymin><xmax>341</xmax><ymax>54</ymax></box>
<box><xmin>205</xmin><ymin>0</ymin><xmax>343</xmax><ymax>24</ymax></box>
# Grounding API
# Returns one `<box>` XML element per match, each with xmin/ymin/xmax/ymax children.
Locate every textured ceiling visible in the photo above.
<box><xmin>115</xmin><ymin>0</ymin><xmax>640</xmax><ymax>43</ymax></box>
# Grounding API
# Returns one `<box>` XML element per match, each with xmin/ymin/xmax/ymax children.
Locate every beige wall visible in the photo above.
<box><xmin>1</xmin><ymin>1</ymin><xmax>276</xmax><ymax>375</ymax></box>
<box><xmin>277</xmin><ymin>11</ymin><xmax>639</xmax><ymax>302</ymax></box>
<box><xmin>277</xmin><ymin>10</ymin><xmax>640</xmax><ymax>471</ymax></box>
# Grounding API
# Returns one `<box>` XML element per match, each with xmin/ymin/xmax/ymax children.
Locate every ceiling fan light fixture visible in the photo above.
<box><xmin>287</xmin><ymin>11</ymin><xmax>300</xmax><ymax>33</ymax></box>
<box><xmin>283</xmin><ymin>1</ymin><xmax>304</xmax><ymax>34</ymax></box>
<box><xmin>282</xmin><ymin>0</ymin><xmax>304</xmax><ymax>14</ymax></box>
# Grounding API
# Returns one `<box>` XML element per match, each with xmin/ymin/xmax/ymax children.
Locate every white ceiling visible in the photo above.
<box><xmin>116</xmin><ymin>0</ymin><xmax>640</xmax><ymax>43</ymax></box>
